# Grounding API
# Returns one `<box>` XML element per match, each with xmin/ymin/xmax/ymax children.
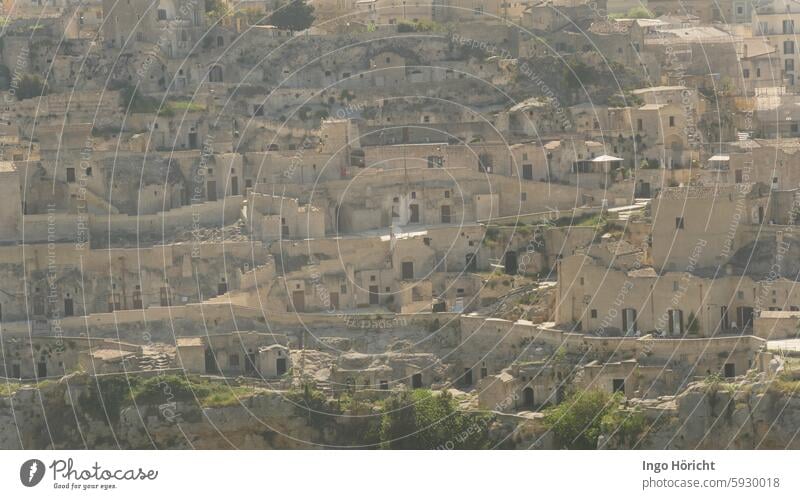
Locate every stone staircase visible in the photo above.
<box><xmin>136</xmin><ymin>353</ymin><xmax>172</xmax><ymax>371</ymax></box>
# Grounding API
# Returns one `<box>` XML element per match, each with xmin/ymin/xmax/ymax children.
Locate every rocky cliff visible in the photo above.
<box><xmin>604</xmin><ymin>376</ymin><xmax>800</xmax><ymax>449</ymax></box>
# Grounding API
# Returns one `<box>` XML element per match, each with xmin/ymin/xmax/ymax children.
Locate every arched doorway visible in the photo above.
<box><xmin>208</xmin><ymin>65</ymin><xmax>223</xmax><ymax>83</ymax></box>
<box><xmin>522</xmin><ymin>387</ymin><xmax>534</xmax><ymax>408</ymax></box>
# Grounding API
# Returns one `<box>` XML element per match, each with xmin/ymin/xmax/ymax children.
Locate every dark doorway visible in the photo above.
<box><xmin>465</xmin><ymin>253</ymin><xmax>477</xmax><ymax>272</ymax></box>
<box><xmin>329</xmin><ymin>292</ymin><xmax>339</xmax><ymax>311</ymax></box>
<box><xmin>735</xmin><ymin>169</ymin><xmax>743</xmax><ymax>183</ymax></box>
<box><xmin>379</xmin><ymin>380</ymin><xmax>389</xmax><ymax>390</ymax></box>
<box><xmin>409</xmin><ymin>204</ymin><xmax>420</xmax><ymax>223</ymax></box>
<box><xmin>522</xmin><ymin>387</ymin><xmax>534</xmax><ymax>408</ymax></box>
<box><xmin>276</xmin><ymin>357</ymin><xmax>287</xmax><ymax>377</ymax></box>
<box><xmin>622</xmin><ymin>308</ymin><xmax>637</xmax><ymax>335</ymax></box>
<box><xmin>292</xmin><ymin>290</ymin><xmax>305</xmax><ymax>312</ymax></box>
<box><xmin>37</xmin><ymin>361</ymin><xmax>47</xmax><ymax>378</ymax></box>
<box><xmin>188</xmin><ymin>132</ymin><xmax>198</xmax><ymax>149</ymax></box>
<box><xmin>724</xmin><ymin>363</ymin><xmax>735</xmax><ymax>378</ymax></box>
<box><xmin>668</xmin><ymin>309</ymin><xmax>683</xmax><ymax>336</ymax></box>
<box><xmin>244</xmin><ymin>352</ymin><xmax>257</xmax><ymax>376</ymax></box>
<box><xmin>504</xmin><ymin>251</ymin><xmax>518</xmax><ymax>275</ymax></box>
<box><xmin>204</xmin><ymin>348</ymin><xmax>218</xmax><ymax>374</ymax></box>
<box><xmin>369</xmin><ymin>286</ymin><xmax>379</xmax><ymax>305</ymax></box>
<box><xmin>411</xmin><ymin>373</ymin><xmax>422</xmax><ymax>389</ymax></box>
<box><xmin>64</xmin><ymin>298</ymin><xmax>74</xmax><ymax>317</ymax></box>
<box><xmin>132</xmin><ymin>290</ymin><xmax>142</xmax><ymax>310</ymax></box>
<box><xmin>207</xmin><ymin>180</ymin><xmax>217</xmax><ymax>201</ymax></box>
<box><xmin>209</xmin><ymin>65</ymin><xmax>223</xmax><ymax>82</ymax></box>
<box><xmin>462</xmin><ymin>368</ymin><xmax>473</xmax><ymax>386</ymax></box>
<box><xmin>217</xmin><ymin>281</ymin><xmax>227</xmax><ymax>295</ymax></box>
<box><xmin>11</xmin><ymin>364</ymin><xmax>20</xmax><ymax>379</ymax></box>
<box><xmin>441</xmin><ymin>205</ymin><xmax>451</xmax><ymax>223</ymax></box>
<box><xmin>160</xmin><ymin>287</ymin><xmax>170</xmax><ymax>307</ymax></box>
<box><xmin>613</xmin><ymin>378</ymin><xmax>625</xmax><ymax>394</ymax></box>
<box><xmin>639</xmin><ymin>181</ymin><xmax>651</xmax><ymax>198</ymax></box>
<box><xmin>737</xmin><ymin>306</ymin><xmax>754</xmax><ymax>329</ymax></box>
<box><xmin>720</xmin><ymin>306</ymin><xmax>729</xmax><ymax>331</ymax></box>
<box><xmin>231</xmin><ymin>176</ymin><xmax>239</xmax><ymax>196</ymax></box>
<box><xmin>758</xmin><ymin>206</ymin><xmax>764</xmax><ymax>224</ymax></box>
<box><xmin>66</xmin><ymin>167</ymin><xmax>76</xmax><ymax>183</ymax></box>
<box><xmin>401</xmin><ymin>261</ymin><xmax>414</xmax><ymax>280</ymax></box>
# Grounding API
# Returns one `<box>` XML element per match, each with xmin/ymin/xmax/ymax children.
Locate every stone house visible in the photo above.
<box><xmin>176</xmin><ymin>332</ymin><xmax>291</xmax><ymax>378</ymax></box>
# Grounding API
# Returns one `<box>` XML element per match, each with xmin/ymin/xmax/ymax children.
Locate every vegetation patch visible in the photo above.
<box><xmin>544</xmin><ymin>390</ymin><xmax>647</xmax><ymax>449</ymax></box>
<box><xmin>379</xmin><ymin>389</ymin><xmax>492</xmax><ymax>449</ymax></box>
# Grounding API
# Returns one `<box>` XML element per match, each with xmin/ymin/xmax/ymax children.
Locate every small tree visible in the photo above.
<box><xmin>15</xmin><ymin>74</ymin><xmax>46</xmax><ymax>100</ymax></box>
<box><xmin>268</xmin><ymin>0</ymin><xmax>315</xmax><ymax>31</ymax></box>
<box><xmin>544</xmin><ymin>390</ymin><xmax>612</xmax><ymax>449</ymax></box>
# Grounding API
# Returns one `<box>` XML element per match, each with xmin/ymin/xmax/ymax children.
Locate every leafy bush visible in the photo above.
<box><xmin>79</xmin><ymin>375</ymin><xmax>139</xmax><ymax>424</ymax></box>
<box><xmin>600</xmin><ymin>402</ymin><xmax>647</xmax><ymax>448</ymax></box>
<box><xmin>119</xmin><ymin>85</ymin><xmax>160</xmax><ymax>113</ymax></box>
<box><xmin>626</xmin><ymin>7</ymin><xmax>654</xmax><ymax>19</ymax></box>
<box><xmin>544</xmin><ymin>390</ymin><xmax>611</xmax><ymax>449</ymax></box>
<box><xmin>15</xmin><ymin>74</ymin><xmax>47</xmax><ymax>100</ymax></box>
<box><xmin>545</xmin><ymin>390</ymin><xmax>648</xmax><ymax>449</ymax></box>
<box><xmin>268</xmin><ymin>0</ymin><xmax>315</xmax><ymax>31</ymax></box>
<box><xmin>379</xmin><ymin>389</ymin><xmax>492</xmax><ymax>449</ymax></box>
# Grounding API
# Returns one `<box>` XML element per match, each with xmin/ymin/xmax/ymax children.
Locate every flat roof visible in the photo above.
<box><xmin>177</xmin><ymin>337</ymin><xmax>205</xmax><ymax>347</ymax></box>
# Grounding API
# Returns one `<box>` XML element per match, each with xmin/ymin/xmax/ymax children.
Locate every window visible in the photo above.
<box><xmin>590</xmin><ymin>309</ymin><xmax>597</xmax><ymax>318</ymax></box>
<box><xmin>675</xmin><ymin>217</ymin><xmax>685</xmax><ymax>229</ymax></box>
<box><xmin>668</xmin><ymin>309</ymin><xmax>684</xmax><ymax>335</ymax></box>
<box><xmin>444</xmin><ymin>190</ymin><xmax>450</xmax><ymax>198</ymax></box>
<box><xmin>757</xmin><ymin>67</ymin><xmax>761</xmax><ymax>78</ymax></box>
<box><xmin>229</xmin><ymin>354</ymin><xmax>240</xmax><ymax>367</ymax></box>
<box><xmin>786</xmin><ymin>41</ymin><xmax>796</xmax><ymax>54</ymax></box>
<box><xmin>789</xmin><ymin>58</ymin><xmax>797</xmax><ymax>72</ymax></box>
<box><xmin>637</xmin><ymin>119</ymin><xmax>643</xmax><ymax>131</ymax></box>
<box><xmin>427</xmin><ymin>155</ymin><xmax>443</xmax><ymax>168</ymax></box>
<box><xmin>521</xmin><ymin>192</ymin><xmax>527</xmax><ymax>201</ymax></box>
<box><xmin>401</xmin><ymin>262</ymin><xmax>414</xmax><ymax>280</ymax></box>
<box><xmin>157</xmin><ymin>9</ymin><xmax>167</xmax><ymax>21</ymax></box>
<box><xmin>669</xmin><ymin>116</ymin><xmax>675</xmax><ymax>127</ymax></box>
<box><xmin>784</xmin><ymin>19</ymin><xmax>795</xmax><ymax>34</ymax></box>
<box><xmin>743</xmin><ymin>68</ymin><xmax>750</xmax><ymax>79</ymax></box>
<box><xmin>522</xmin><ymin>164</ymin><xmax>533</xmax><ymax>180</ymax></box>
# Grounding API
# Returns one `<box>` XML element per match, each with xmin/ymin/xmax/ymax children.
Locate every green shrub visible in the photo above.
<box><xmin>544</xmin><ymin>390</ymin><xmax>611</xmax><ymax>449</ymax></box>
<box><xmin>379</xmin><ymin>389</ymin><xmax>492</xmax><ymax>449</ymax></box>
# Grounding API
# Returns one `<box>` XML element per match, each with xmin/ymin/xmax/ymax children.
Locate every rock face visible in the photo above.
<box><xmin>605</xmin><ymin>380</ymin><xmax>800</xmax><ymax>449</ymax></box>
<box><xmin>0</xmin><ymin>375</ymin><xmax>531</xmax><ymax>450</ymax></box>
<box><xmin>0</xmin><ymin>377</ymin><xmax>325</xmax><ymax>449</ymax></box>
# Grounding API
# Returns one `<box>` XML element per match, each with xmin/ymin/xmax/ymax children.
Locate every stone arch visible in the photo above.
<box><xmin>208</xmin><ymin>65</ymin><xmax>224</xmax><ymax>83</ymax></box>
